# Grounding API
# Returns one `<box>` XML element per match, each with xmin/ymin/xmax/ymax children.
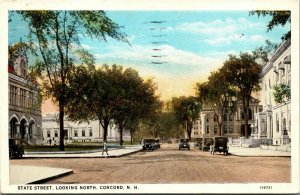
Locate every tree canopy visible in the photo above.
<box><xmin>220</xmin><ymin>52</ymin><xmax>261</xmax><ymax>137</ymax></box>
<box><xmin>197</xmin><ymin>70</ymin><xmax>237</xmax><ymax>136</ymax></box>
<box><xmin>65</xmin><ymin>64</ymin><xmax>161</xmax><ymax>143</ymax></box>
<box><xmin>16</xmin><ymin>10</ymin><xmax>128</xmax><ymax>150</ymax></box>
<box><xmin>249</xmin><ymin>11</ymin><xmax>291</xmax><ymax>40</ymax></box>
<box><xmin>171</xmin><ymin>96</ymin><xmax>201</xmax><ymax>139</ymax></box>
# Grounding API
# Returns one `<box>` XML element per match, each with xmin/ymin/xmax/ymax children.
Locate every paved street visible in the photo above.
<box><xmin>10</xmin><ymin>143</ymin><xmax>290</xmax><ymax>184</ymax></box>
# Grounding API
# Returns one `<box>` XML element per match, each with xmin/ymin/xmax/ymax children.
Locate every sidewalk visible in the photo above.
<box><xmin>229</xmin><ymin>146</ymin><xmax>291</xmax><ymax>157</ymax></box>
<box><xmin>10</xmin><ymin>165</ymin><xmax>73</xmax><ymax>184</ymax></box>
<box><xmin>24</xmin><ymin>145</ymin><xmax>143</xmax><ymax>158</ymax></box>
<box><xmin>10</xmin><ymin>146</ymin><xmax>143</xmax><ymax>184</ymax></box>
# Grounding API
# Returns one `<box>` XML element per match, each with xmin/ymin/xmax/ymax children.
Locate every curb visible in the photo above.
<box><xmin>23</xmin><ymin>149</ymin><xmax>143</xmax><ymax>159</ymax></box>
<box><xmin>27</xmin><ymin>170</ymin><xmax>73</xmax><ymax>184</ymax></box>
<box><xmin>229</xmin><ymin>153</ymin><xmax>291</xmax><ymax>158</ymax></box>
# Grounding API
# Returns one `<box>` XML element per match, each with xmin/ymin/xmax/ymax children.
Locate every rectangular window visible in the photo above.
<box><xmin>223</xmin><ymin>114</ymin><xmax>227</xmax><ymax>121</ymax></box>
<box><xmin>229</xmin><ymin>125</ymin><xmax>233</xmax><ymax>133</ymax></box>
<box><xmin>74</xmin><ymin>130</ymin><xmax>78</xmax><ymax>137</ymax></box>
<box><xmin>89</xmin><ymin>129</ymin><xmax>93</xmax><ymax>137</ymax></box>
<box><xmin>229</xmin><ymin>114</ymin><xmax>233</xmax><ymax>121</ymax></box>
<box><xmin>28</xmin><ymin>91</ymin><xmax>34</xmax><ymax>108</ymax></box>
<box><xmin>206</xmin><ymin>126</ymin><xmax>209</xmax><ymax>134</ymax></box>
<box><xmin>10</xmin><ymin>85</ymin><xmax>18</xmax><ymax>106</ymax></box>
<box><xmin>55</xmin><ymin>130</ymin><xmax>58</xmax><ymax>137</ymax></box>
<box><xmin>19</xmin><ymin>89</ymin><xmax>26</xmax><ymax>107</ymax></box>
<box><xmin>47</xmin><ymin>130</ymin><xmax>51</xmax><ymax>138</ymax></box>
<box><xmin>82</xmin><ymin>130</ymin><xmax>85</xmax><ymax>137</ymax></box>
<box><xmin>223</xmin><ymin>125</ymin><xmax>228</xmax><ymax>134</ymax></box>
<box><xmin>214</xmin><ymin>125</ymin><xmax>217</xmax><ymax>134</ymax></box>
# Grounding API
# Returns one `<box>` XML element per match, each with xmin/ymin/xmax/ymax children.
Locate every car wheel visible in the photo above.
<box><xmin>18</xmin><ymin>153</ymin><xmax>23</xmax><ymax>158</ymax></box>
<box><xmin>9</xmin><ymin>149</ymin><xmax>13</xmax><ymax>159</ymax></box>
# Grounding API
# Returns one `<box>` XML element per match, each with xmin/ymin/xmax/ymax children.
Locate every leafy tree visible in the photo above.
<box><xmin>15</xmin><ymin>11</ymin><xmax>127</xmax><ymax>150</ymax></box>
<box><xmin>221</xmin><ymin>52</ymin><xmax>261</xmax><ymax>138</ymax></box>
<box><xmin>65</xmin><ymin>64</ymin><xmax>161</xmax><ymax>144</ymax></box>
<box><xmin>252</xmin><ymin>39</ymin><xmax>279</xmax><ymax>65</ymax></box>
<box><xmin>197</xmin><ymin>70</ymin><xmax>237</xmax><ymax>136</ymax></box>
<box><xmin>113</xmin><ymin>69</ymin><xmax>162</xmax><ymax>146</ymax></box>
<box><xmin>171</xmin><ymin>96</ymin><xmax>201</xmax><ymax>139</ymax></box>
<box><xmin>273</xmin><ymin>83</ymin><xmax>291</xmax><ymax>103</ymax></box>
<box><xmin>249</xmin><ymin>11</ymin><xmax>291</xmax><ymax>40</ymax></box>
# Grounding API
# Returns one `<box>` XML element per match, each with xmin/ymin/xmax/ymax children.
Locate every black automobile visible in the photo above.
<box><xmin>194</xmin><ymin>138</ymin><xmax>203</xmax><ymax>149</ymax></box>
<box><xmin>212</xmin><ymin>136</ymin><xmax>229</xmax><ymax>155</ymax></box>
<box><xmin>155</xmin><ymin>139</ymin><xmax>160</xmax><ymax>149</ymax></box>
<box><xmin>202</xmin><ymin>138</ymin><xmax>214</xmax><ymax>151</ymax></box>
<box><xmin>9</xmin><ymin>138</ymin><xmax>24</xmax><ymax>159</ymax></box>
<box><xmin>142</xmin><ymin>139</ymin><xmax>156</xmax><ymax>151</ymax></box>
<box><xmin>179</xmin><ymin>138</ymin><xmax>190</xmax><ymax>150</ymax></box>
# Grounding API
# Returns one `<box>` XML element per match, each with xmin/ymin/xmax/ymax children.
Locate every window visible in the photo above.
<box><xmin>223</xmin><ymin>125</ymin><xmax>228</xmax><ymax>134</ymax></box>
<box><xmin>223</xmin><ymin>114</ymin><xmax>227</xmax><ymax>121</ymax></box>
<box><xmin>229</xmin><ymin>125</ymin><xmax>233</xmax><ymax>133</ymax></box>
<box><xmin>19</xmin><ymin>89</ymin><xmax>26</xmax><ymax>107</ymax></box>
<box><xmin>55</xmin><ymin>130</ymin><xmax>58</xmax><ymax>137</ymax></box>
<box><xmin>28</xmin><ymin>92</ymin><xmax>34</xmax><ymax>108</ymax></box>
<box><xmin>47</xmin><ymin>130</ymin><xmax>51</xmax><ymax>138</ymax></box>
<box><xmin>276</xmin><ymin>114</ymin><xmax>279</xmax><ymax>132</ymax></box>
<box><xmin>214</xmin><ymin>125</ymin><xmax>217</xmax><ymax>134</ymax></box>
<box><xmin>229</xmin><ymin>114</ymin><xmax>233</xmax><ymax>121</ymax></box>
<box><xmin>74</xmin><ymin>130</ymin><xmax>78</xmax><ymax>137</ymax></box>
<box><xmin>194</xmin><ymin>131</ymin><xmax>199</xmax><ymax>135</ymax></box>
<box><xmin>82</xmin><ymin>130</ymin><xmax>86</xmax><ymax>137</ymax></box>
<box><xmin>206</xmin><ymin>117</ymin><xmax>209</xmax><ymax>123</ymax></box>
<box><xmin>206</xmin><ymin>126</ymin><xmax>209</xmax><ymax>134</ymax></box>
<box><xmin>20</xmin><ymin>60</ymin><xmax>27</xmax><ymax>77</ymax></box>
<box><xmin>89</xmin><ymin>129</ymin><xmax>93</xmax><ymax>137</ymax></box>
<box><xmin>9</xmin><ymin>85</ymin><xmax>18</xmax><ymax>105</ymax></box>
<box><xmin>214</xmin><ymin>115</ymin><xmax>217</xmax><ymax>122</ymax></box>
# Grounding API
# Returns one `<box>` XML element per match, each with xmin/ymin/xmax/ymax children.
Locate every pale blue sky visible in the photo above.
<box><xmin>8</xmin><ymin>11</ymin><xmax>290</xmax><ymax>100</ymax></box>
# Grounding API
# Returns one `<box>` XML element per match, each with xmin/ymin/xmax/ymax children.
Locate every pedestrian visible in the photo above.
<box><xmin>49</xmin><ymin>138</ymin><xmax>52</xmax><ymax>146</ymax></box>
<box><xmin>102</xmin><ymin>140</ymin><xmax>109</xmax><ymax>155</ymax></box>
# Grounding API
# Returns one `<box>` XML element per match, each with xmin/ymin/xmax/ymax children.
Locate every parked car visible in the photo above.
<box><xmin>9</xmin><ymin>138</ymin><xmax>24</xmax><ymax>159</ymax></box>
<box><xmin>179</xmin><ymin>138</ymin><xmax>190</xmax><ymax>150</ymax></box>
<box><xmin>155</xmin><ymin>139</ymin><xmax>160</xmax><ymax>148</ymax></box>
<box><xmin>194</xmin><ymin>138</ymin><xmax>203</xmax><ymax>149</ymax></box>
<box><xmin>142</xmin><ymin>139</ymin><xmax>156</xmax><ymax>151</ymax></box>
<box><xmin>202</xmin><ymin>138</ymin><xmax>214</xmax><ymax>151</ymax></box>
<box><xmin>211</xmin><ymin>136</ymin><xmax>229</xmax><ymax>155</ymax></box>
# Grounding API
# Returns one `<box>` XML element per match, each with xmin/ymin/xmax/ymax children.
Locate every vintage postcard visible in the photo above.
<box><xmin>0</xmin><ymin>0</ymin><xmax>299</xmax><ymax>194</ymax></box>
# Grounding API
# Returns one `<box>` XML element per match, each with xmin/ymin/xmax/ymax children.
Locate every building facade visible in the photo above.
<box><xmin>42</xmin><ymin>113</ymin><xmax>131</xmax><ymax>144</ymax></box>
<box><xmin>192</xmin><ymin>98</ymin><xmax>261</xmax><ymax>139</ymax></box>
<box><xmin>255</xmin><ymin>39</ymin><xmax>291</xmax><ymax>145</ymax></box>
<box><xmin>8</xmin><ymin>46</ymin><xmax>42</xmax><ymax>144</ymax></box>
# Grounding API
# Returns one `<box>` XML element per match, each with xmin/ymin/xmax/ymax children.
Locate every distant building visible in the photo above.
<box><xmin>192</xmin><ymin>98</ymin><xmax>261</xmax><ymax>139</ymax></box>
<box><xmin>255</xmin><ymin>39</ymin><xmax>291</xmax><ymax>145</ymax></box>
<box><xmin>8</xmin><ymin>45</ymin><xmax>42</xmax><ymax>144</ymax></box>
<box><xmin>42</xmin><ymin>113</ymin><xmax>130</xmax><ymax>144</ymax></box>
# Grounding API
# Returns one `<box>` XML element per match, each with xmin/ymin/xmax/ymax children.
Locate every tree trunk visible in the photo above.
<box><xmin>242</xmin><ymin>96</ymin><xmax>250</xmax><ymax>138</ymax></box>
<box><xmin>102</xmin><ymin>119</ymin><xmax>109</xmax><ymax>141</ymax></box>
<box><xmin>217</xmin><ymin>113</ymin><xmax>222</xmax><ymax>136</ymax></box>
<box><xmin>130</xmin><ymin>132</ymin><xmax>133</xmax><ymax>145</ymax></box>
<box><xmin>59</xmin><ymin>100</ymin><xmax>65</xmax><ymax>151</ymax></box>
<box><xmin>119</xmin><ymin>123</ymin><xmax>123</xmax><ymax>146</ymax></box>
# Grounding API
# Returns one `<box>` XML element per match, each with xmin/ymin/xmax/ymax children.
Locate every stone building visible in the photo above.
<box><xmin>42</xmin><ymin>113</ymin><xmax>130</xmax><ymax>144</ymax></box>
<box><xmin>255</xmin><ymin>39</ymin><xmax>291</xmax><ymax>145</ymax></box>
<box><xmin>8</xmin><ymin>45</ymin><xmax>42</xmax><ymax>144</ymax></box>
<box><xmin>192</xmin><ymin>98</ymin><xmax>261</xmax><ymax>139</ymax></box>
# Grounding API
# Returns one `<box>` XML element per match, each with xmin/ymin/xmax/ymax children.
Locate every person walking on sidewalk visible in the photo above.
<box><xmin>102</xmin><ymin>140</ymin><xmax>109</xmax><ymax>155</ymax></box>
